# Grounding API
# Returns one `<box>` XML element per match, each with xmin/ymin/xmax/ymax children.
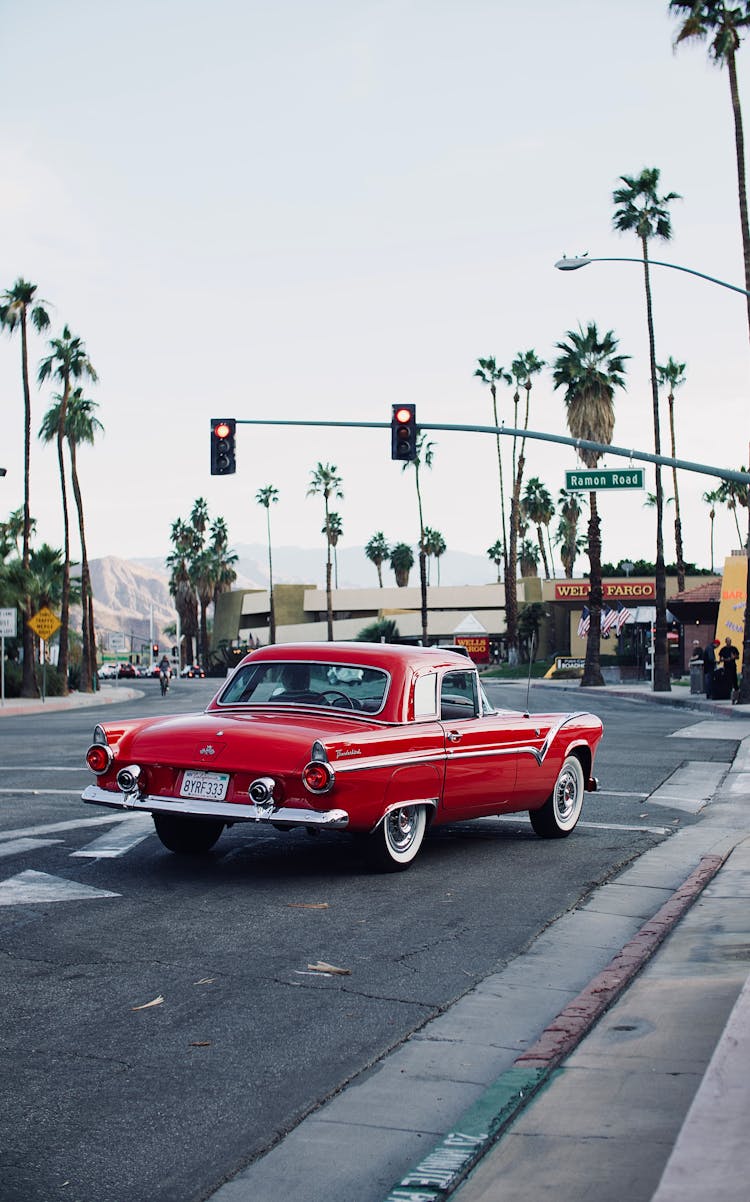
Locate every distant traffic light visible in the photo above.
<box><xmin>391</xmin><ymin>404</ymin><xmax>417</xmax><ymax>461</ymax></box>
<box><xmin>152</xmin><ymin>643</ymin><xmax>159</xmax><ymax>657</ymax></box>
<box><xmin>210</xmin><ymin>418</ymin><xmax>236</xmax><ymax>475</ymax></box>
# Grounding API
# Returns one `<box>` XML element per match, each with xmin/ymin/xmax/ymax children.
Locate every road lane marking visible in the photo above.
<box><xmin>71</xmin><ymin>815</ymin><xmax>153</xmax><ymax>858</ymax></box>
<box><xmin>0</xmin><ymin>816</ymin><xmax>123</xmax><ymax>841</ymax></box>
<box><xmin>596</xmin><ymin>789</ymin><xmax>649</xmax><ymax>798</ymax></box>
<box><xmin>478</xmin><ymin>816</ymin><xmax>671</xmax><ymax>835</ymax></box>
<box><xmin>0</xmin><ymin>789</ymin><xmax>85</xmax><ymax>796</ymax></box>
<box><xmin>0</xmin><ymin>838</ymin><xmax>64</xmax><ymax>858</ymax></box>
<box><xmin>0</xmin><ymin>870</ymin><xmax>119</xmax><ymax>905</ymax></box>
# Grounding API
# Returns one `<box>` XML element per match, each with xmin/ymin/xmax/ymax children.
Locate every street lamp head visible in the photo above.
<box><xmin>554</xmin><ymin>255</ymin><xmax>591</xmax><ymax>272</ymax></box>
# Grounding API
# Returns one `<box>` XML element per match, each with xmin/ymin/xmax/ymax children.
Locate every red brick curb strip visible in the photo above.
<box><xmin>516</xmin><ymin>853</ymin><xmax>725</xmax><ymax>1069</ymax></box>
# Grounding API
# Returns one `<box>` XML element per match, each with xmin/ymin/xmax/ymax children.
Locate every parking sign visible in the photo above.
<box><xmin>0</xmin><ymin>608</ymin><xmax>17</xmax><ymax>638</ymax></box>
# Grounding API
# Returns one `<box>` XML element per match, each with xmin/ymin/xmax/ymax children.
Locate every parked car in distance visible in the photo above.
<box><xmin>117</xmin><ymin>662</ymin><xmax>137</xmax><ymax>679</ymax></box>
<box><xmin>83</xmin><ymin>642</ymin><xmax>603</xmax><ymax>873</ymax></box>
<box><xmin>180</xmin><ymin>664</ymin><xmax>206</xmax><ymax>678</ymax></box>
<box><xmin>97</xmin><ymin>663</ymin><xmax>118</xmax><ymax>680</ymax></box>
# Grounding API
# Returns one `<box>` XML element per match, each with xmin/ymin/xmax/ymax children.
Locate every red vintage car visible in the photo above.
<box><xmin>83</xmin><ymin>642</ymin><xmax>603</xmax><ymax>871</ymax></box>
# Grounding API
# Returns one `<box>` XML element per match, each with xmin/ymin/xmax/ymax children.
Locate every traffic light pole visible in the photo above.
<box><xmin>234</xmin><ymin>418</ymin><xmax>750</xmax><ymax>486</ymax></box>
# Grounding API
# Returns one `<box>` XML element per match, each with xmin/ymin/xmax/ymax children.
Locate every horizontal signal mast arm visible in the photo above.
<box><xmin>235</xmin><ymin>418</ymin><xmax>750</xmax><ymax>486</ymax></box>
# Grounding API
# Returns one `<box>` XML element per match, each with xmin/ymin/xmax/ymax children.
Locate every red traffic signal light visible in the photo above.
<box><xmin>391</xmin><ymin>404</ymin><xmax>417</xmax><ymax>461</ymax></box>
<box><xmin>210</xmin><ymin>418</ymin><xmax>236</xmax><ymax>475</ymax></box>
<box><xmin>152</xmin><ymin>643</ymin><xmax>159</xmax><ymax>656</ymax></box>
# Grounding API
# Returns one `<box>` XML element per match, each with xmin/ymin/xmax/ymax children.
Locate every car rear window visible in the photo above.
<box><xmin>217</xmin><ymin>661</ymin><xmax>389</xmax><ymax>714</ymax></box>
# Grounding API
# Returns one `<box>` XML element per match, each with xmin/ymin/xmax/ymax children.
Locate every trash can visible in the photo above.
<box><xmin>690</xmin><ymin>661</ymin><xmax>704</xmax><ymax>694</ymax></box>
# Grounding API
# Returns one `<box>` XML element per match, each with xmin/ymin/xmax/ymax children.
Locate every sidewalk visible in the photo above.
<box><xmin>0</xmin><ymin>683</ymin><xmax>142</xmax><ymax>716</ymax></box>
<box><xmin>206</xmin><ymin>684</ymin><xmax>750</xmax><ymax>1202</ymax></box>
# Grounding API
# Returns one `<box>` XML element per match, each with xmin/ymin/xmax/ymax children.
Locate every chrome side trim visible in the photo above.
<box><xmin>81</xmin><ymin>785</ymin><xmax>349</xmax><ymax>828</ymax></box>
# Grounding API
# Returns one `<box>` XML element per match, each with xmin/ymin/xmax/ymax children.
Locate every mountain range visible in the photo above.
<box><xmin>88</xmin><ymin>544</ymin><xmax>500</xmax><ymax>650</ymax></box>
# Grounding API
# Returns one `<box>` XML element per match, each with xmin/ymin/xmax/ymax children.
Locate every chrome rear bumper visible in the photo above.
<box><xmin>81</xmin><ymin>785</ymin><xmax>349</xmax><ymax>828</ymax></box>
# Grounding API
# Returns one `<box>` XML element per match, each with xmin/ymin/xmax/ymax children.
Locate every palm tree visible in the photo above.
<box><xmin>613</xmin><ymin>167</ymin><xmax>680</xmax><ymax>692</ymax></box>
<box><xmin>521</xmin><ymin>477</ymin><xmax>555</xmax><ymax>578</ymax></box>
<box><xmin>553</xmin><ymin>322</ymin><xmax>628</xmax><ymax>687</ymax></box>
<box><xmin>167</xmin><ymin>518</ymin><xmax>200</xmax><ymax>664</ymax></box>
<box><xmin>702</xmin><ymin>487</ymin><xmax>722</xmax><ymax>572</ymax></box>
<box><xmin>1</xmin><ymin>278</ymin><xmax>50</xmax><ymax>697</ymax></box>
<box><xmin>39</xmin><ymin>389</ymin><xmax>103</xmax><ymax>691</ymax></box>
<box><xmin>671</xmin><ymin>2</ymin><xmax>750</xmax><ymax>331</ymax></box>
<box><xmin>389</xmin><ymin>542</ymin><xmax>414</xmax><ymax>587</ymax></box>
<box><xmin>506</xmin><ymin>350</ymin><xmax>546</xmax><ymax>660</ymax></box>
<box><xmin>256</xmin><ymin>486</ymin><xmax>279</xmax><ymax>642</ymax></box>
<box><xmin>657</xmin><ymin>356</ymin><xmax>688</xmax><ymax>591</ymax></box>
<box><xmin>716</xmin><ymin>476</ymin><xmax>748</xmax><ymax>547</ymax></box>
<box><xmin>323</xmin><ymin>511</ymin><xmax>343</xmax><ymax>588</ymax></box>
<box><xmin>37</xmin><ymin>326</ymin><xmax>97</xmax><ymax>693</ymax></box>
<box><xmin>365</xmin><ymin>532</ymin><xmax>390</xmax><ymax>588</ymax></box>
<box><xmin>424</xmin><ymin>527</ymin><xmax>447</xmax><ymax>585</ymax></box>
<box><xmin>209</xmin><ymin>516</ymin><xmax>238</xmax><ymax>609</ymax></box>
<box><xmin>307</xmin><ymin>463</ymin><xmax>343</xmax><ymax>640</ymax></box>
<box><xmin>519</xmin><ymin>538</ymin><xmax>540</xmax><ymax>577</ymax></box>
<box><xmin>474</xmin><ymin>357</ymin><xmax>511</xmax><ymax>573</ymax></box>
<box><xmin>671</xmin><ymin>2</ymin><xmax>750</xmax><ymax>703</ymax></box>
<box><xmin>487</xmin><ymin>539</ymin><xmax>504</xmax><ymax>583</ymax></box>
<box><xmin>402</xmin><ymin>433</ymin><xmax>434</xmax><ymax>644</ymax></box>
<box><xmin>556</xmin><ymin>489</ymin><xmax>585</xmax><ymax>578</ymax></box>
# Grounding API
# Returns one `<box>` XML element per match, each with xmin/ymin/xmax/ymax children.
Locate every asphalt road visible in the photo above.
<box><xmin>0</xmin><ymin>680</ymin><xmax>741</xmax><ymax>1202</ymax></box>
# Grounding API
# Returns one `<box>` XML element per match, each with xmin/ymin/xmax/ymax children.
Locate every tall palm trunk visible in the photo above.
<box><xmin>68</xmin><ymin>441</ymin><xmax>95</xmax><ymax>691</ymax></box>
<box><xmin>19</xmin><ymin>312</ymin><xmax>38</xmax><ymax>697</ymax></box>
<box><xmin>667</xmin><ymin>389</ymin><xmax>686</xmax><ymax>592</ymax></box>
<box><xmin>324</xmin><ymin>497</ymin><xmax>333</xmax><ymax>641</ymax></box>
<box><xmin>266</xmin><ymin>508</ymin><xmax>276</xmax><ymax>644</ymax></box>
<box><xmin>726</xmin><ymin>48</ymin><xmax>750</xmax><ymax>704</ymax></box>
<box><xmin>641</xmin><ymin>237</ymin><xmax>670</xmax><ymax>692</ymax></box>
<box><xmin>582</xmin><ymin>492</ymin><xmax>604</xmax><ymax>687</ymax></box>
<box><xmin>490</xmin><ymin>383</ymin><xmax>508</xmax><ymax>575</ymax></box>
<box><xmin>55</xmin><ymin>380</ymin><xmax>71</xmax><ymax>692</ymax></box>
<box><xmin>414</xmin><ymin>461</ymin><xmax>429</xmax><ymax>646</ymax></box>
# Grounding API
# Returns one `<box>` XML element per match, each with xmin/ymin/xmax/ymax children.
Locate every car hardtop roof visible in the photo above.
<box><xmin>241</xmin><ymin>642</ymin><xmax>476</xmax><ymax>671</ymax></box>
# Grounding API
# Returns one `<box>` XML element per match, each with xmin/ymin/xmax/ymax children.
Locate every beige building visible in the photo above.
<box><xmin>213</xmin><ymin>581</ymin><xmax>521</xmax><ymax>650</ymax></box>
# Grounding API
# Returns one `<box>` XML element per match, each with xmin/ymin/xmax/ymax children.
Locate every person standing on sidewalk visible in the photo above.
<box><xmin>719</xmin><ymin>636</ymin><xmax>740</xmax><ymax>701</ymax></box>
<box><xmin>703</xmin><ymin>639</ymin><xmax>719</xmax><ymax>699</ymax></box>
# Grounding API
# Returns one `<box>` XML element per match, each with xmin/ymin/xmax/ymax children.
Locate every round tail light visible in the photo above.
<box><xmin>86</xmin><ymin>744</ymin><xmax>113</xmax><ymax>775</ymax></box>
<box><xmin>302</xmin><ymin>761</ymin><xmax>335</xmax><ymax>795</ymax></box>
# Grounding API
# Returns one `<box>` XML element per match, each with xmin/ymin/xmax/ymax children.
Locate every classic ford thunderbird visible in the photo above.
<box><xmin>83</xmin><ymin>642</ymin><xmax>603</xmax><ymax>871</ymax></box>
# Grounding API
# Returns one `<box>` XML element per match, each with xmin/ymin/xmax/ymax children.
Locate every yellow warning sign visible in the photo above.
<box><xmin>28</xmin><ymin>606</ymin><xmax>62</xmax><ymax>641</ymax></box>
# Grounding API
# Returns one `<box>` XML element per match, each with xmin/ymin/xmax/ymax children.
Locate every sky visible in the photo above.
<box><xmin>1</xmin><ymin>0</ymin><xmax>748</xmax><ymax>587</ymax></box>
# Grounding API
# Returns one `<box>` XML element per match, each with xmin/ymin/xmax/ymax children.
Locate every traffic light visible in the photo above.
<box><xmin>391</xmin><ymin>404</ymin><xmax>418</xmax><ymax>461</ymax></box>
<box><xmin>152</xmin><ymin>643</ymin><xmax>159</xmax><ymax>657</ymax></box>
<box><xmin>210</xmin><ymin>418</ymin><xmax>236</xmax><ymax>475</ymax></box>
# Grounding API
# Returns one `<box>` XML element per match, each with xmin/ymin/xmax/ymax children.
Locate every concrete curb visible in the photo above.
<box><xmin>382</xmin><ymin>853</ymin><xmax>729</xmax><ymax>1202</ymax></box>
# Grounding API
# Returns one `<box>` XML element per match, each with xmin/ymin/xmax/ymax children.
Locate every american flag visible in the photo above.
<box><xmin>601</xmin><ymin>606</ymin><xmax>620</xmax><ymax>635</ymax></box>
<box><xmin>615</xmin><ymin>605</ymin><xmax>633</xmax><ymax>634</ymax></box>
<box><xmin>577</xmin><ymin>606</ymin><xmax>590</xmax><ymax>637</ymax></box>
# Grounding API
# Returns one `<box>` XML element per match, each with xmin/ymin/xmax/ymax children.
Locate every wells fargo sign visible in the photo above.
<box><xmin>455</xmin><ymin>635</ymin><xmax>490</xmax><ymax>663</ymax></box>
<box><xmin>554</xmin><ymin>581</ymin><xmax>656</xmax><ymax>601</ymax></box>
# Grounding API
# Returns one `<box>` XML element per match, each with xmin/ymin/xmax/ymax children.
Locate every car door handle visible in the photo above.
<box><xmin>447</xmin><ymin>731</ymin><xmax>462</xmax><ymax>743</ymax></box>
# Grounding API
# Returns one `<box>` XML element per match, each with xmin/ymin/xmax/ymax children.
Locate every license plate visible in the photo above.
<box><xmin>180</xmin><ymin>770</ymin><xmax>230</xmax><ymax>801</ymax></box>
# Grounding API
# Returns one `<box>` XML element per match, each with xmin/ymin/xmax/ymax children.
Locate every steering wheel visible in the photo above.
<box><xmin>319</xmin><ymin>689</ymin><xmax>355</xmax><ymax>708</ymax></box>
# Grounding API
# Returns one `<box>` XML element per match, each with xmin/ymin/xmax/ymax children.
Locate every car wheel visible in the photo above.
<box><xmin>364</xmin><ymin>804</ymin><xmax>427</xmax><ymax>872</ymax></box>
<box><xmin>153</xmin><ymin>814</ymin><xmax>224</xmax><ymax>854</ymax></box>
<box><xmin>529</xmin><ymin>755</ymin><xmax>585</xmax><ymax>839</ymax></box>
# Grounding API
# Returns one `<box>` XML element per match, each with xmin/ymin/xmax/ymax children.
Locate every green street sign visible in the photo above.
<box><xmin>565</xmin><ymin>468</ymin><xmax>645</xmax><ymax>491</ymax></box>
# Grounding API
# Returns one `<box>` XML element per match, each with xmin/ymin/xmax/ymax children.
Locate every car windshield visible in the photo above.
<box><xmin>216</xmin><ymin>660</ymin><xmax>390</xmax><ymax>714</ymax></box>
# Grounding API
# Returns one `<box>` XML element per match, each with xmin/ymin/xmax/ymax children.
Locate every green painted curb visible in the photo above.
<box><xmin>382</xmin><ymin>1065</ymin><xmax>552</xmax><ymax>1201</ymax></box>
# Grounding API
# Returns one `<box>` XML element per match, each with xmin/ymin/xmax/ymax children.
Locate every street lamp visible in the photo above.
<box><xmin>555</xmin><ymin>255</ymin><xmax>750</xmax><ymax>298</ymax></box>
<box><xmin>555</xmin><ymin>251</ymin><xmax>750</xmax><ymax>704</ymax></box>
